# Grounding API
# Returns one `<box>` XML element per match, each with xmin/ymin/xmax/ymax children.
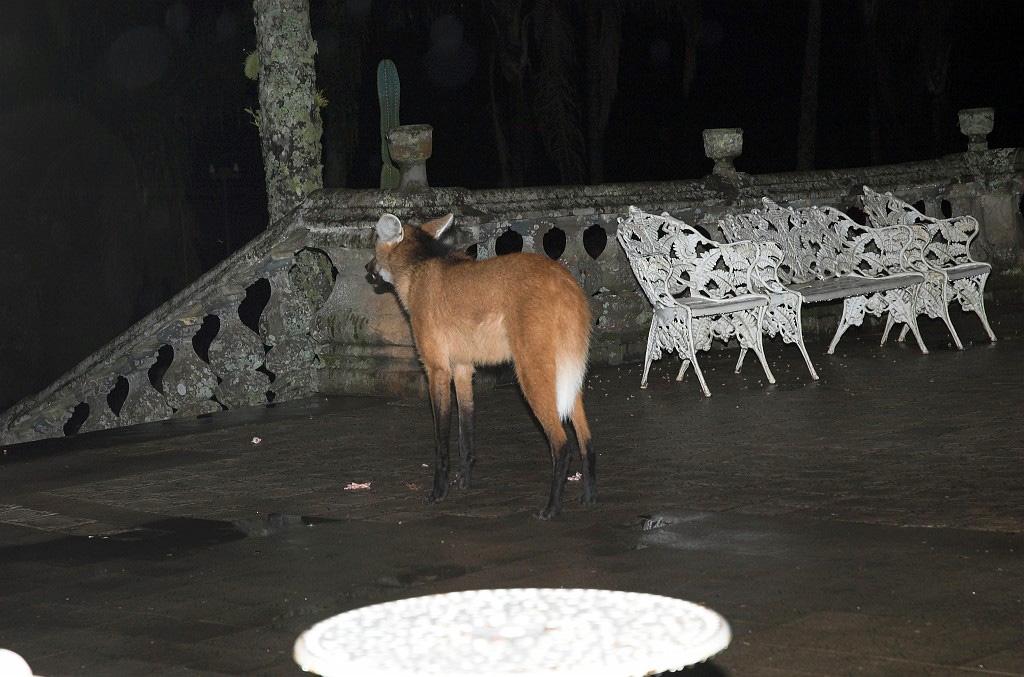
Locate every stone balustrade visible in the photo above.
<box><xmin>1</xmin><ymin>111</ymin><xmax>1021</xmax><ymax>446</ymax></box>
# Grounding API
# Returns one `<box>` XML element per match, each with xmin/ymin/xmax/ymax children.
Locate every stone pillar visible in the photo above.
<box><xmin>958</xmin><ymin>108</ymin><xmax>994</xmax><ymax>152</ymax></box>
<box><xmin>386</xmin><ymin>124</ymin><xmax>433</xmax><ymax>192</ymax></box>
<box><xmin>703</xmin><ymin>128</ymin><xmax>743</xmax><ymax>180</ymax></box>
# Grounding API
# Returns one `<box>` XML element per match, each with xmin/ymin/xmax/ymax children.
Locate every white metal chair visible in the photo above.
<box><xmin>616</xmin><ymin>207</ymin><xmax>775</xmax><ymax>396</ymax></box>
<box><xmin>720</xmin><ymin>208</ymin><xmax>819</xmax><ymax>380</ymax></box>
<box><xmin>861</xmin><ymin>186</ymin><xmax>996</xmax><ymax>349</ymax></box>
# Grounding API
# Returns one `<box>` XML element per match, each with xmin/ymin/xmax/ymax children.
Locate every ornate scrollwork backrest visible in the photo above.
<box><xmin>861</xmin><ymin>186</ymin><xmax>981</xmax><ymax>268</ymax></box>
<box><xmin>760</xmin><ymin>200</ymin><xmax>844</xmax><ymax>282</ymax></box>
<box><xmin>616</xmin><ymin>210</ymin><xmax>676</xmax><ymax>307</ymax></box>
<box><xmin>860</xmin><ymin>186</ymin><xmax>921</xmax><ymax>227</ymax></box>
<box><xmin>748</xmin><ymin>240</ymin><xmax>788</xmax><ymax>294</ymax></box>
<box><xmin>664</xmin><ymin>235</ymin><xmax>758</xmax><ymax>300</ymax></box>
<box><xmin>721</xmin><ymin>201</ymin><xmax>800</xmax><ymax>286</ymax></box>
<box><xmin>618</xmin><ymin>207</ymin><xmax>758</xmax><ymax>304</ymax></box>
<box><xmin>801</xmin><ymin>205</ymin><xmax>912</xmax><ymax>277</ymax></box>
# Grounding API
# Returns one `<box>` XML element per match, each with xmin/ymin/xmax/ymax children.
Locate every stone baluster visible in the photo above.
<box><xmin>476</xmin><ymin>229</ymin><xmax>496</xmax><ymax>260</ymax></box>
<box><xmin>570</xmin><ymin>218</ymin><xmax>645</xmax><ymax>364</ymax></box>
<box><xmin>310</xmin><ymin>246</ymin><xmax>372</xmax><ymax>348</ymax></box>
<box><xmin>75</xmin><ymin>374</ymin><xmax>121</xmax><ymax>434</ymax></box>
<box><xmin>206</xmin><ymin>287</ymin><xmax>270</xmax><ymax>408</ymax></box>
<box><xmin>115</xmin><ymin>348</ymin><xmax>174</xmax><ymax>427</ymax></box>
<box><xmin>558</xmin><ymin>220</ymin><xmax>602</xmax><ymax>296</ymax></box>
<box><xmin>15</xmin><ymin>400</ymin><xmax>78</xmax><ymax>443</ymax></box>
<box><xmin>520</xmin><ymin>225</ymin><xmax>537</xmax><ymax>255</ymax></box>
<box><xmin>259</xmin><ymin>253</ymin><xmax>320</xmax><ymax>401</ymax></box>
<box><xmin>158</xmin><ymin>316</ymin><xmax>221</xmax><ymax>417</ymax></box>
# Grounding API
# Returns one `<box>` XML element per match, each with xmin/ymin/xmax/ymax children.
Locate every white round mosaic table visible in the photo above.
<box><xmin>293</xmin><ymin>588</ymin><xmax>731</xmax><ymax>677</ymax></box>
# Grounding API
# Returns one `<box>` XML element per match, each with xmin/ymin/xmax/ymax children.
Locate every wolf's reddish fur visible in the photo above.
<box><xmin>367</xmin><ymin>213</ymin><xmax>595</xmax><ymax>519</ymax></box>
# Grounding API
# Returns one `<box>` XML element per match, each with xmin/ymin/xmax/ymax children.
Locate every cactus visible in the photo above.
<box><xmin>377</xmin><ymin>59</ymin><xmax>401</xmax><ymax>190</ymax></box>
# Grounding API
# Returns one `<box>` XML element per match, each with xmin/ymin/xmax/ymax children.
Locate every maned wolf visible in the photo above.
<box><xmin>366</xmin><ymin>212</ymin><xmax>595</xmax><ymax>519</ymax></box>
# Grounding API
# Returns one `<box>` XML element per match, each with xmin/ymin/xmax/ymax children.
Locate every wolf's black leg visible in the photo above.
<box><xmin>579</xmin><ymin>438</ymin><xmax>597</xmax><ymax>505</ymax></box>
<box><xmin>536</xmin><ymin>442</ymin><xmax>573</xmax><ymax>520</ymax></box>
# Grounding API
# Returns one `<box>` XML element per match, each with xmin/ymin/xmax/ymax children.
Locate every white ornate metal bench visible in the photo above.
<box><xmin>720</xmin><ymin>198</ymin><xmax>929</xmax><ymax>356</ymax></box>
<box><xmin>860</xmin><ymin>186</ymin><xmax>996</xmax><ymax>349</ymax></box>
<box><xmin>616</xmin><ymin>206</ymin><xmax>775</xmax><ymax>396</ymax></box>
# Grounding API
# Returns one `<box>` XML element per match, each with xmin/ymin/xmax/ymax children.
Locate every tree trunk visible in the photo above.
<box><xmin>253</xmin><ymin>0</ymin><xmax>323</xmax><ymax>225</ymax></box>
<box><xmin>796</xmin><ymin>0</ymin><xmax>821</xmax><ymax>170</ymax></box>
<box><xmin>584</xmin><ymin>5</ymin><xmax>621</xmax><ymax>185</ymax></box>
<box><xmin>862</xmin><ymin>0</ymin><xmax>882</xmax><ymax>164</ymax></box>
<box><xmin>918</xmin><ymin>0</ymin><xmax>953</xmax><ymax>158</ymax></box>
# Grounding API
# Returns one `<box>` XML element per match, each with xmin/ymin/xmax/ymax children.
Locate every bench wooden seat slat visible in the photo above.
<box><xmin>673</xmin><ymin>294</ymin><xmax>773</xmax><ymax>315</ymax></box>
<box><xmin>792</xmin><ymin>272</ymin><xmax>925</xmax><ymax>303</ymax></box>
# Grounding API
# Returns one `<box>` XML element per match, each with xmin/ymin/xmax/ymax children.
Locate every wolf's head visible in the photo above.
<box><xmin>365</xmin><ymin>212</ymin><xmax>457</xmax><ymax>293</ymax></box>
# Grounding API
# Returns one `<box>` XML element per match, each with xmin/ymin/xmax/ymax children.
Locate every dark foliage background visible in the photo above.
<box><xmin>1</xmin><ymin>0</ymin><xmax>1021</xmax><ymax>410</ymax></box>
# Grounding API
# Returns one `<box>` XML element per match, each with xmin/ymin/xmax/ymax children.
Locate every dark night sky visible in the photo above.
<box><xmin>1</xmin><ymin>0</ymin><xmax>1022</xmax><ymax>409</ymax></box>
<box><xmin>5</xmin><ymin>1</ymin><xmax>1024</xmax><ymax>253</ymax></box>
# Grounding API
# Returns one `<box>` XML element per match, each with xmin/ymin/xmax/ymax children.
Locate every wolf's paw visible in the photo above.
<box><xmin>579</xmin><ymin>492</ymin><xmax>597</xmax><ymax>506</ymax></box>
<box><xmin>533</xmin><ymin>506</ymin><xmax>560</xmax><ymax>521</ymax></box>
<box><xmin>451</xmin><ymin>473</ymin><xmax>472</xmax><ymax>490</ymax></box>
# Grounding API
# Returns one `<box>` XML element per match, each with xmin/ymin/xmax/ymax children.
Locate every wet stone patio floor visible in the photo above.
<box><xmin>0</xmin><ymin>314</ymin><xmax>1022</xmax><ymax>676</ymax></box>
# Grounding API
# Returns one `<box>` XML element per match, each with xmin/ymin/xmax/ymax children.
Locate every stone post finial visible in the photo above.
<box><xmin>386</xmin><ymin>124</ymin><xmax>433</xmax><ymax>192</ymax></box>
<box><xmin>703</xmin><ymin>128</ymin><xmax>743</xmax><ymax>179</ymax></box>
<box><xmin>958</xmin><ymin>108</ymin><xmax>994</xmax><ymax>152</ymax></box>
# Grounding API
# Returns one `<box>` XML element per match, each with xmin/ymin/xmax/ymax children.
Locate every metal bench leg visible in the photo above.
<box><xmin>730</xmin><ymin>309</ymin><xmax>775</xmax><ymax>385</ymax></box>
<box><xmin>903</xmin><ymin>278</ymin><xmax>963</xmax><ymax>350</ymax></box>
<box><xmin>673</xmin><ymin>321</ymin><xmax>710</xmax><ymax>397</ymax></box>
<box><xmin>749</xmin><ymin>308</ymin><xmax>776</xmax><ymax>384</ymax></box>
<box><xmin>640</xmin><ymin>358</ymin><xmax>653</xmax><ymax>389</ymax></box>
<box><xmin>891</xmin><ymin>287</ymin><xmax>929</xmax><ymax>354</ymax></box>
<box><xmin>902</xmin><ymin>315</ymin><xmax>929</xmax><ymax>354</ymax></box>
<box><xmin>897</xmin><ymin>310</ymin><xmax>964</xmax><ymax>349</ymax></box>
<box><xmin>939</xmin><ymin>312</ymin><xmax>964</xmax><ymax>350</ymax></box>
<box><xmin>827</xmin><ymin>296</ymin><xmax>867</xmax><ymax>355</ymax></box>
<box><xmin>688</xmin><ymin>358</ymin><xmax>712</xmax><ymax>397</ymax></box>
<box><xmin>751</xmin><ymin>345</ymin><xmax>776</xmax><ymax>384</ymax></box>
<box><xmin>734</xmin><ymin>348</ymin><xmax>748</xmax><ymax>374</ymax></box>
<box><xmin>770</xmin><ymin>295</ymin><xmax>818</xmax><ymax>379</ymax></box>
<box><xmin>975</xmin><ymin>306</ymin><xmax>997</xmax><ymax>343</ymax></box>
<box><xmin>640</xmin><ymin>317</ymin><xmax>660</xmax><ymax>389</ymax></box>
<box><xmin>954</xmin><ymin>274</ymin><xmax>997</xmax><ymax>343</ymax></box>
<box><xmin>795</xmin><ymin>336</ymin><xmax>819</xmax><ymax>380</ymax></box>
<box><xmin>675</xmin><ymin>359</ymin><xmax>691</xmax><ymax>381</ymax></box>
<box><xmin>676</xmin><ymin>353</ymin><xmax>710</xmax><ymax>397</ymax></box>
<box><xmin>937</xmin><ymin>277</ymin><xmax>963</xmax><ymax>349</ymax></box>
<box><xmin>881</xmin><ymin>312</ymin><xmax>898</xmax><ymax>346</ymax></box>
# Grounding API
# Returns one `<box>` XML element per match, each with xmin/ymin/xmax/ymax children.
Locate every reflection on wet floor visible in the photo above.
<box><xmin>1</xmin><ymin>332</ymin><xmax>1022</xmax><ymax>675</ymax></box>
<box><xmin>1</xmin><ymin>395</ymin><xmax>381</xmax><ymax>462</ymax></box>
<box><xmin>0</xmin><ymin>513</ymin><xmax>338</xmax><ymax>564</ymax></box>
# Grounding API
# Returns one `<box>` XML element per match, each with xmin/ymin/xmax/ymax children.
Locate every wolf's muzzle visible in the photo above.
<box><xmin>365</xmin><ymin>257</ymin><xmax>390</xmax><ymax>291</ymax></box>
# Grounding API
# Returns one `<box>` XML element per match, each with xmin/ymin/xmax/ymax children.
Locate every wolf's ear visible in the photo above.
<box><xmin>376</xmin><ymin>214</ymin><xmax>404</xmax><ymax>244</ymax></box>
<box><xmin>421</xmin><ymin>213</ymin><xmax>454</xmax><ymax>240</ymax></box>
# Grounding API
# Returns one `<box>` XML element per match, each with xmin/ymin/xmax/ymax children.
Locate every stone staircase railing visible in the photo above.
<box><xmin>0</xmin><ymin>216</ymin><xmax>336</xmax><ymax>446</ymax></box>
<box><xmin>2</xmin><ymin>136</ymin><xmax>1021</xmax><ymax>447</ymax></box>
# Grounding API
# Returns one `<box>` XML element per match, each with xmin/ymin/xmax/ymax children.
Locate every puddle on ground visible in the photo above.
<box><xmin>1</xmin><ymin>395</ymin><xmax>384</xmax><ymax>462</ymax></box>
<box><xmin>0</xmin><ymin>513</ymin><xmax>332</xmax><ymax>564</ymax></box>
<box><xmin>377</xmin><ymin>564</ymin><xmax>479</xmax><ymax>589</ymax></box>
<box><xmin>231</xmin><ymin>512</ymin><xmax>337</xmax><ymax>537</ymax></box>
<box><xmin>640</xmin><ymin>511</ymin><xmax>716</xmax><ymax>531</ymax></box>
<box><xmin>632</xmin><ymin>509</ymin><xmax>797</xmax><ymax>557</ymax></box>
